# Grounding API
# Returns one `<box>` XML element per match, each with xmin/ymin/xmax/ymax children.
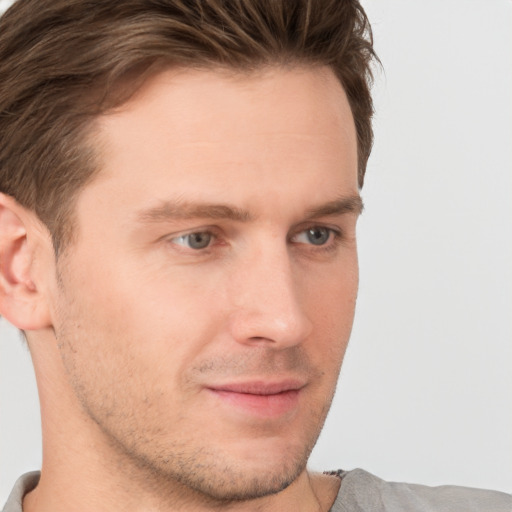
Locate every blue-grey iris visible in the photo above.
<box><xmin>188</xmin><ymin>232</ymin><xmax>212</xmax><ymax>249</ymax></box>
<box><xmin>306</xmin><ymin>227</ymin><xmax>330</xmax><ymax>245</ymax></box>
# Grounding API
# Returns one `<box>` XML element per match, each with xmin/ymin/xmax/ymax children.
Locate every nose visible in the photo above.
<box><xmin>227</xmin><ymin>244</ymin><xmax>313</xmax><ymax>349</ymax></box>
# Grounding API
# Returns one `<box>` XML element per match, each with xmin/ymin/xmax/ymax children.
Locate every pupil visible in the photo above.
<box><xmin>189</xmin><ymin>232</ymin><xmax>211</xmax><ymax>249</ymax></box>
<box><xmin>307</xmin><ymin>227</ymin><xmax>329</xmax><ymax>245</ymax></box>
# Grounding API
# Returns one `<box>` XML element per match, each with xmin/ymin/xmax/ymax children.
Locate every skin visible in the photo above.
<box><xmin>0</xmin><ymin>65</ymin><xmax>361</xmax><ymax>511</ymax></box>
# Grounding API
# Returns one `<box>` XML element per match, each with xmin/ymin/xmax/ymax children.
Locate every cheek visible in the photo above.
<box><xmin>53</xmin><ymin>269</ymin><xmax>208</xmax><ymax>435</ymax></box>
<box><xmin>304</xmin><ymin>256</ymin><xmax>358</xmax><ymax>358</ymax></box>
<box><xmin>59</xmin><ymin>259</ymin><xmax>225</xmax><ymax>393</ymax></box>
<box><xmin>304</xmin><ymin>252</ymin><xmax>359</xmax><ymax>318</ymax></box>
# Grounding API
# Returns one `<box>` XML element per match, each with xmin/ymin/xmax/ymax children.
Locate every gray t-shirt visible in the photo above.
<box><xmin>3</xmin><ymin>470</ymin><xmax>511</xmax><ymax>511</ymax></box>
<box><xmin>328</xmin><ymin>469</ymin><xmax>512</xmax><ymax>511</ymax></box>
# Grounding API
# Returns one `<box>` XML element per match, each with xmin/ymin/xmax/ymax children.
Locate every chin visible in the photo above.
<box><xmin>131</xmin><ymin>434</ymin><xmax>313</xmax><ymax>504</ymax></box>
<box><xmin>172</xmin><ymin>453</ymin><xmax>308</xmax><ymax>503</ymax></box>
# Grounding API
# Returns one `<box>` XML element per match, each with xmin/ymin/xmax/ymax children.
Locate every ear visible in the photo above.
<box><xmin>0</xmin><ymin>193</ymin><xmax>53</xmax><ymax>330</ymax></box>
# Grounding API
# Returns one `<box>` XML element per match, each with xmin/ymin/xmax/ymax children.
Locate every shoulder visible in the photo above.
<box><xmin>328</xmin><ymin>468</ymin><xmax>512</xmax><ymax>512</ymax></box>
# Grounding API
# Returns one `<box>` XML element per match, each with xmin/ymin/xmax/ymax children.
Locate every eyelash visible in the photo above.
<box><xmin>167</xmin><ymin>225</ymin><xmax>343</xmax><ymax>253</ymax></box>
<box><xmin>289</xmin><ymin>226</ymin><xmax>342</xmax><ymax>251</ymax></box>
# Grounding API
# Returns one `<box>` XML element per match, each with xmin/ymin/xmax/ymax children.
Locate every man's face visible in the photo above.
<box><xmin>49</xmin><ymin>66</ymin><xmax>360</xmax><ymax>501</ymax></box>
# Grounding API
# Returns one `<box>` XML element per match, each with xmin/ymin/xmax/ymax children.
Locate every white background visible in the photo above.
<box><xmin>1</xmin><ymin>0</ymin><xmax>511</xmax><ymax>504</ymax></box>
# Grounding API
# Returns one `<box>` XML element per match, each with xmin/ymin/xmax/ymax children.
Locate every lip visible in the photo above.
<box><xmin>205</xmin><ymin>379</ymin><xmax>305</xmax><ymax>418</ymax></box>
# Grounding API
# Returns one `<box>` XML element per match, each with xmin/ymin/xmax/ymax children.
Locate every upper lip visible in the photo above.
<box><xmin>206</xmin><ymin>379</ymin><xmax>306</xmax><ymax>395</ymax></box>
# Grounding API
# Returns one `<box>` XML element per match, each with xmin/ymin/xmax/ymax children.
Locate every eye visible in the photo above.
<box><xmin>171</xmin><ymin>231</ymin><xmax>213</xmax><ymax>250</ymax></box>
<box><xmin>292</xmin><ymin>226</ymin><xmax>335</xmax><ymax>246</ymax></box>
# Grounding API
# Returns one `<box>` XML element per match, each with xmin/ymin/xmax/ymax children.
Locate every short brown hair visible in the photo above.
<box><xmin>0</xmin><ymin>0</ymin><xmax>377</xmax><ymax>252</ymax></box>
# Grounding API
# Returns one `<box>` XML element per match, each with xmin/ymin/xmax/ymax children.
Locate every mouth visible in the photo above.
<box><xmin>205</xmin><ymin>380</ymin><xmax>305</xmax><ymax>418</ymax></box>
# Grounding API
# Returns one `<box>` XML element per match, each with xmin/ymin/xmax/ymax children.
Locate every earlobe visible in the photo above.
<box><xmin>0</xmin><ymin>193</ymin><xmax>52</xmax><ymax>330</ymax></box>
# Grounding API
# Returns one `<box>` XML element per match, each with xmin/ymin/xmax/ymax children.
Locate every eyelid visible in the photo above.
<box><xmin>289</xmin><ymin>224</ymin><xmax>343</xmax><ymax>248</ymax></box>
<box><xmin>172</xmin><ymin>233</ymin><xmax>211</xmax><ymax>247</ymax></box>
<box><xmin>290</xmin><ymin>223</ymin><xmax>341</xmax><ymax>238</ymax></box>
<box><xmin>162</xmin><ymin>223</ymin><xmax>344</xmax><ymax>253</ymax></box>
<box><xmin>166</xmin><ymin>227</ymin><xmax>221</xmax><ymax>249</ymax></box>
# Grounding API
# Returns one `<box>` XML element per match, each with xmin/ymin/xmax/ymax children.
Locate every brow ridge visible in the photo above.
<box><xmin>137</xmin><ymin>195</ymin><xmax>363</xmax><ymax>224</ymax></box>
<box><xmin>304</xmin><ymin>195</ymin><xmax>364</xmax><ymax>219</ymax></box>
<box><xmin>137</xmin><ymin>201</ymin><xmax>252</xmax><ymax>223</ymax></box>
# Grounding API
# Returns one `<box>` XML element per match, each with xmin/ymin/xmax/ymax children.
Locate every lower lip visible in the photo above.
<box><xmin>208</xmin><ymin>389</ymin><xmax>301</xmax><ymax>418</ymax></box>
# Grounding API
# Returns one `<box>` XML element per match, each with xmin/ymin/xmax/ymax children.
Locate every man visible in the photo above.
<box><xmin>0</xmin><ymin>1</ymin><xmax>510</xmax><ymax>511</ymax></box>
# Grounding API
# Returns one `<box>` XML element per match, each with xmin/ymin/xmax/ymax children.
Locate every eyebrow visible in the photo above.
<box><xmin>304</xmin><ymin>195</ymin><xmax>364</xmax><ymax>219</ymax></box>
<box><xmin>136</xmin><ymin>194</ymin><xmax>363</xmax><ymax>224</ymax></box>
<box><xmin>137</xmin><ymin>201</ymin><xmax>252</xmax><ymax>223</ymax></box>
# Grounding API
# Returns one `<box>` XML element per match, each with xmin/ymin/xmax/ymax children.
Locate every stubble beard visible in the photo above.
<box><xmin>78</xmin><ymin>383</ymin><xmax>335</xmax><ymax>507</ymax></box>
<box><xmin>57</xmin><ymin>334</ymin><xmax>338</xmax><ymax>506</ymax></box>
<box><xmin>53</xmin><ymin>262</ymin><xmax>340</xmax><ymax>506</ymax></box>
<box><xmin>55</xmin><ymin>317</ymin><xmax>338</xmax><ymax>506</ymax></box>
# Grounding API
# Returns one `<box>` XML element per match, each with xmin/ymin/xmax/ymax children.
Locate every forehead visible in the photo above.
<box><xmin>79</xmin><ymin>66</ymin><xmax>358</xmax><ymax>224</ymax></box>
<box><xmin>98</xmin><ymin>66</ymin><xmax>355</xmax><ymax>172</ymax></box>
